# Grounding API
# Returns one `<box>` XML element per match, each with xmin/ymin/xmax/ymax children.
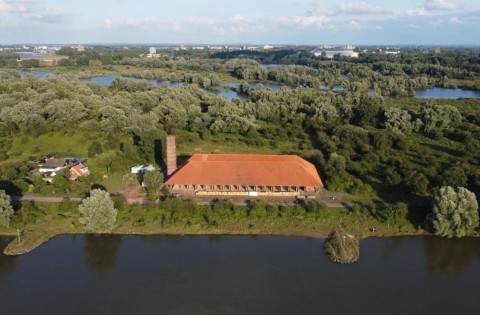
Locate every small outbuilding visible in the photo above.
<box><xmin>131</xmin><ymin>164</ymin><xmax>156</xmax><ymax>174</ymax></box>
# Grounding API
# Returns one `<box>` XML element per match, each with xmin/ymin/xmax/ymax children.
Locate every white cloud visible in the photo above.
<box><xmin>425</xmin><ymin>0</ymin><xmax>463</xmax><ymax>11</ymax></box>
<box><xmin>104</xmin><ymin>17</ymin><xmax>112</xmax><ymax>29</ymax></box>
<box><xmin>313</xmin><ymin>1</ymin><xmax>391</xmax><ymax>16</ymax></box>
<box><xmin>0</xmin><ymin>0</ymin><xmax>34</xmax><ymax>13</ymax></box>
<box><xmin>117</xmin><ymin>15</ymin><xmax>268</xmax><ymax>36</ymax></box>
<box><xmin>336</xmin><ymin>2</ymin><xmax>392</xmax><ymax>15</ymax></box>
<box><xmin>407</xmin><ymin>0</ymin><xmax>464</xmax><ymax>16</ymax></box>
<box><xmin>312</xmin><ymin>3</ymin><xmax>335</xmax><ymax>16</ymax></box>
<box><xmin>450</xmin><ymin>16</ymin><xmax>459</xmax><ymax>23</ymax></box>
<box><xmin>232</xmin><ymin>14</ymin><xmax>245</xmax><ymax>22</ymax></box>
<box><xmin>280</xmin><ymin>15</ymin><xmax>329</xmax><ymax>29</ymax></box>
<box><xmin>0</xmin><ymin>1</ymin><xmax>71</xmax><ymax>23</ymax></box>
<box><xmin>23</xmin><ymin>7</ymin><xmax>70</xmax><ymax>23</ymax></box>
<box><xmin>126</xmin><ymin>18</ymin><xmax>140</xmax><ymax>26</ymax></box>
<box><xmin>406</xmin><ymin>7</ymin><xmax>434</xmax><ymax>16</ymax></box>
<box><xmin>345</xmin><ymin>20</ymin><xmax>365</xmax><ymax>29</ymax></box>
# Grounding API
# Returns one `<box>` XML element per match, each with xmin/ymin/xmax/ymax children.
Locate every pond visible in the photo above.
<box><xmin>81</xmin><ymin>75</ymin><xmax>184</xmax><ymax>87</ymax></box>
<box><xmin>19</xmin><ymin>54</ymin><xmax>47</xmax><ymax>59</ymax></box>
<box><xmin>414</xmin><ymin>87</ymin><xmax>480</xmax><ymax>99</ymax></box>
<box><xmin>18</xmin><ymin>69</ymin><xmax>55</xmax><ymax>79</ymax></box>
<box><xmin>207</xmin><ymin>90</ymin><xmax>248</xmax><ymax>101</ymax></box>
<box><xmin>214</xmin><ymin>82</ymin><xmax>294</xmax><ymax>101</ymax></box>
<box><xmin>321</xmin><ymin>84</ymin><xmax>344</xmax><ymax>91</ymax></box>
<box><xmin>1</xmin><ymin>235</ymin><xmax>479</xmax><ymax>314</ymax></box>
<box><xmin>366</xmin><ymin>87</ymin><xmax>480</xmax><ymax>99</ymax></box>
<box><xmin>221</xmin><ymin>82</ymin><xmax>294</xmax><ymax>92</ymax></box>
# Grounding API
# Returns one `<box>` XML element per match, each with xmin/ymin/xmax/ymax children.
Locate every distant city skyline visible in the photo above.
<box><xmin>1</xmin><ymin>0</ymin><xmax>479</xmax><ymax>45</ymax></box>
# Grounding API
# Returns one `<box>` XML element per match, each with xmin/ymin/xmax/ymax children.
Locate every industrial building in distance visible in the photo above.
<box><xmin>311</xmin><ymin>45</ymin><xmax>359</xmax><ymax>59</ymax></box>
<box><xmin>165</xmin><ymin>149</ymin><xmax>324</xmax><ymax>197</ymax></box>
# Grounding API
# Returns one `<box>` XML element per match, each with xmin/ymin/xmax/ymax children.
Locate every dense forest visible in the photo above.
<box><xmin>0</xmin><ymin>47</ymin><xmax>479</xmax><ymax>202</ymax></box>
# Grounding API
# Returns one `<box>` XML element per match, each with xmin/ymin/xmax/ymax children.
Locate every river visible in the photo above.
<box><xmin>1</xmin><ymin>235</ymin><xmax>479</xmax><ymax>314</ymax></box>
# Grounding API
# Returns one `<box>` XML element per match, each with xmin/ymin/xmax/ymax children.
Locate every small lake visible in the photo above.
<box><xmin>18</xmin><ymin>69</ymin><xmax>54</xmax><ymax>79</ymax></box>
<box><xmin>414</xmin><ymin>87</ymin><xmax>480</xmax><ymax>99</ymax></box>
<box><xmin>214</xmin><ymin>82</ymin><xmax>294</xmax><ymax>101</ymax></box>
<box><xmin>207</xmin><ymin>90</ymin><xmax>248</xmax><ymax>101</ymax></box>
<box><xmin>221</xmin><ymin>82</ymin><xmax>294</xmax><ymax>91</ymax></box>
<box><xmin>367</xmin><ymin>87</ymin><xmax>480</xmax><ymax>99</ymax></box>
<box><xmin>321</xmin><ymin>84</ymin><xmax>344</xmax><ymax>91</ymax></box>
<box><xmin>19</xmin><ymin>54</ymin><xmax>47</xmax><ymax>59</ymax></box>
<box><xmin>1</xmin><ymin>235</ymin><xmax>479</xmax><ymax>314</ymax></box>
<box><xmin>260</xmin><ymin>64</ymin><xmax>319</xmax><ymax>73</ymax></box>
<box><xmin>81</xmin><ymin>75</ymin><xmax>184</xmax><ymax>87</ymax></box>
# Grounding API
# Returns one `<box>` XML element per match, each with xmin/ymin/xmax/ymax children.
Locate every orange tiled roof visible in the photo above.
<box><xmin>71</xmin><ymin>163</ymin><xmax>89</xmax><ymax>176</ymax></box>
<box><xmin>165</xmin><ymin>154</ymin><xmax>323</xmax><ymax>187</ymax></box>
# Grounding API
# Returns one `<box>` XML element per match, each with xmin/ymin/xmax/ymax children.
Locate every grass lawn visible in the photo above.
<box><xmin>8</xmin><ymin>130</ymin><xmax>102</xmax><ymax>159</ymax></box>
<box><xmin>176</xmin><ymin>132</ymin><xmax>303</xmax><ymax>157</ymax></box>
<box><xmin>100</xmin><ymin>173</ymin><xmax>134</xmax><ymax>193</ymax></box>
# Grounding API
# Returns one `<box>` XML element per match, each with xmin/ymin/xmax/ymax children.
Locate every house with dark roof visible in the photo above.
<box><xmin>39</xmin><ymin>159</ymin><xmax>67</xmax><ymax>173</ymax></box>
<box><xmin>164</xmin><ymin>154</ymin><xmax>323</xmax><ymax>197</ymax></box>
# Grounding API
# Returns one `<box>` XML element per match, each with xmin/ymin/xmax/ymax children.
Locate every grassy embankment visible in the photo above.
<box><xmin>0</xmin><ymin>200</ymin><xmax>436</xmax><ymax>256</ymax></box>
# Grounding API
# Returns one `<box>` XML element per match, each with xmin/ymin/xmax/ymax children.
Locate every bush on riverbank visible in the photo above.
<box><xmin>325</xmin><ymin>228</ymin><xmax>360</xmax><ymax>264</ymax></box>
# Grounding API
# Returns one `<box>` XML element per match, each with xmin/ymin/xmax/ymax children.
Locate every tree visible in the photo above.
<box><xmin>52</xmin><ymin>175</ymin><xmax>69</xmax><ymax>193</ymax></box>
<box><xmin>405</xmin><ymin>170</ymin><xmax>429</xmax><ymax>194</ymax></box>
<box><xmin>419</xmin><ymin>100</ymin><xmax>462</xmax><ymax>133</ymax></box>
<box><xmin>88</xmin><ymin>141</ymin><xmax>103</xmax><ymax>157</ymax></box>
<box><xmin>143</xmin><ymin>171</ymin><xmax>164</xmax><ymax>198</ymax></box>
<box><xmin>0</xmin><ymin>190</ymin><xmax>14</xmax><ymax>228</ymax></box>
<box><xmin>79</xmin><ymin>189</ymin><xmax>117</xmax><ymax>233</ymax></box>
<box><xmin>385</xmin><ymin>106</ymin><xmax>413</xmax><ymax>133</ymax></box>
<box><xmin>427</xmin><ymin>186</ymin><xmax>479</xmax><ymax>238</ymax></box>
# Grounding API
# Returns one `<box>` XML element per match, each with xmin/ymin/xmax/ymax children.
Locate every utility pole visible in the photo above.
<box><xmin>17</xmin><ymin>229</ymin><xmax>22</xmax><ymax>245</ymax></box>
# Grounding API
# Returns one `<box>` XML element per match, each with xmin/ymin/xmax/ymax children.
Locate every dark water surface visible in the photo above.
<box><xmin>1</xmin><ymin>235</ymin><xmax>479</xmax><ymax>315</ymax></box>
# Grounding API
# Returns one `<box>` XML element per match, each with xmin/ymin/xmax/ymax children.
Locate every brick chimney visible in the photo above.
<box><xmin>166</xmin><ymin>135</ymin><xmax>177</xmax><ymax>176</ymax></box>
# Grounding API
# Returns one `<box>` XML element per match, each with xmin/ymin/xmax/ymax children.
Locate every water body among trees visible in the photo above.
<box><xmin>0</xmin><ymin>235</ymin><xmax>479</xmax><ymax>314</ymax></box>
<box><xmin>17</xmin><ymin>69</ymin><xmax>480</xmax><ymax>99</ymax></box>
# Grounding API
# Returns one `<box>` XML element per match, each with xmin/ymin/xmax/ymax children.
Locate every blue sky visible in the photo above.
<box><xmin>1</xmin><ymin>0</ymin><xmax>479</xmax><ymax>45</ymax></box>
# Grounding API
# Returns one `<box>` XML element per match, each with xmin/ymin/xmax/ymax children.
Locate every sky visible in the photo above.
<box><xmin>0</xmin><ymin>0</ymin><xmax>479</xmax><ymax>45</ymax></box>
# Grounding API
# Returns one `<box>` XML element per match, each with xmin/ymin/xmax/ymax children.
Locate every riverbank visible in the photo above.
<box><xmin>0</xmin><ymin>199</ymin><xmax>439</xmax><ymax>256</ymax></box>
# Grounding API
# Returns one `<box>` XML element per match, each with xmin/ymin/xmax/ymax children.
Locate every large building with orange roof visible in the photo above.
<box><xmin>164</xmin><ymin>153</ymin><xmax>323</xmax><ymax>197</ymax></box>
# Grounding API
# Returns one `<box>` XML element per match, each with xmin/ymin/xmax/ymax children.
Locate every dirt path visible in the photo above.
<box><xmin>118</xmin><ymin>185</ymin><xmax>145</xmax><ymax>203</ymax></box>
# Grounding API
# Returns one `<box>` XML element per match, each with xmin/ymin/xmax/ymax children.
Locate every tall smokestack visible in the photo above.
<box><xmin>166</xmin><ymin>135</ymin><xmax>177</xmax><ymax>176</ymax></box>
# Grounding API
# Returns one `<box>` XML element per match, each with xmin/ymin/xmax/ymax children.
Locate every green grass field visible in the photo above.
<box><xmin>9</xmin><ymin>130</ymin><xmax>101</xmax><ymax>159</ymax></box>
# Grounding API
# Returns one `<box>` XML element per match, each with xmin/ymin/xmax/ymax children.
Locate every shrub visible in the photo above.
<box><xmin>325</xmin><ymin>228</ymin><xmax>359</xmax><ymax>263</ymax></box>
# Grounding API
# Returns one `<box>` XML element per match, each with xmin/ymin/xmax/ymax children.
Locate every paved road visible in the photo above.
<box><xmin>11</xmin><ymin>195</ymin><xmax>148</xmax><ymax>204</ymax></box>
